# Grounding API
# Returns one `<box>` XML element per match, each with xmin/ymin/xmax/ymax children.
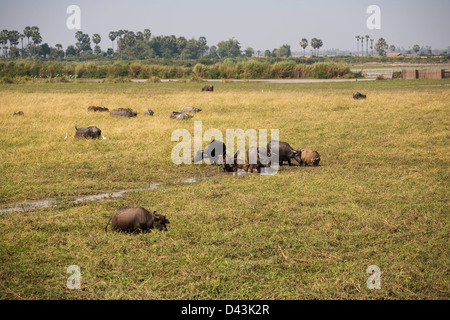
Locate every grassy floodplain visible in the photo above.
<box><xmin>0</xmin><ymin>79</ymin><xmax>449</xmax><ymax>299</ymax></box>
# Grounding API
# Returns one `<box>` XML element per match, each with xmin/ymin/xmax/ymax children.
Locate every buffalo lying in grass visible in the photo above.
<box><xmin>105</xmin><ymin>207</ymin><xmax>170</xmax><ymax>233</ymax></box>
<box><xmin>13</xmin><ymin>111</ymin><xmax>24</xmax><ymax>116</ymax></box>
<box><xmin>181</xmin><ymin>106</ymin><xmax>202</xmax><ymax>114</ymax></box>
<box><xmin>202</xmin><ymin>85</ymin><xmax>214</xmax><ymax>92</ymax></box>
<box><xmin>110</xmin><ymin>108</ymin><xmax>137</xmax><ymax>117</ymax></box>
<box><xmin>144</xmin><ymin>109</ymin><xmax>154</xmax><ymax>116</ymax></box>
<box><xmin>88</xmin><ymin>106</ymin><xmax>109</xmax><ymax>112</ymax></box>
<box><xmin>170</xmin><ymin>112</ymin><xmax>193</xmax><ymax>120</ymax></box>
<box><xmin>353</xmin><ymin>92</ymin><xmax>367</xmax><ymax>99</ymax></box>
<box><xmin>74</xmin><ymin>125</ymin><xmax>102</xmax><ymax>139</ymax></box>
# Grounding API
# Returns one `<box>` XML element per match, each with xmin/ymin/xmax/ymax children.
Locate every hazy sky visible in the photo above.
<box><xmin>0</xmin><ymin>0</ymin><xmax>449</xmax><ymax>52</ymax></box>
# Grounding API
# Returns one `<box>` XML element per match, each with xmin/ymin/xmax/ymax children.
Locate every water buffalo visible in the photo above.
<box><xmin>353</xmin><ymin>92</ymin><xmax>367</xmax><ymax>99</ymax></box>
<box><xmin>247</xmin><ymin>146</ymin><xmax>271</xmax><ymax>173</ymax></box>
<box><xmin>144</xmin><ymin>109</ymin><xmax>154</xmax><ymax>116</ymax></box>
<box><xmin>222</xmin><ymin>150</ymin><xmax>248</xmax><ymax>172</ymax></box>
<box><xmin>202</xmin><ymin>85</ymin><xmax>214</xmax><ymax>92</ymax></box>
<box><xmin>105</xmin><ymin>207</ymin><xmax>170</xmax><ymax>233</ymax></box>
<box><xmin>110</xmin><ymin>108</ymin><xmax>137</xmax><ymax>117</ymax></box>
<box><xmin>74</xmin><ymin>125</ymin><xmax>101</xmax><ymax>139</ymax></box>
<box><xmin>300</xmin><ymin>149</ymin><xmax>321</xmax><ymax>166</ymax></box>
<box><xmin>170</xmin><ymin>111</ymin><xmax>193</xmax><ymax>120</ymax></box>
<box><xmin>195</xmin><ymin>139</ymin><xmax>226</xmax><ymax>165</ymax></box>
<box><xmin>88</xmin><ymin>106</ymin><xmax>109</xmax><ymax>112</ymax></box>
<box><xmin>13</xmin><ymin>111</ymin><xmax>24</xmax><ymax>116</ymax></box>
<box><xmin>181</xmin><ymin>106</ymin><xmax>202</xmax><ymax>113</ymax></box>
<box><xmin>267</xmin><ymin>140</ymin><xmax>302</xmax><ymax>166</ymax></box>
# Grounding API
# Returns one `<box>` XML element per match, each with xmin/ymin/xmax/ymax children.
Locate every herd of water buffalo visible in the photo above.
<box><xmin>12</xmin><ymin>86</ymin><xmax>366</xmax><ymax>233</ymax></box>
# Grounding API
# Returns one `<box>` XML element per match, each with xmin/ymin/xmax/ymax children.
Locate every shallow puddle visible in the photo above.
<box><xmin>0</xmin><ymin>168</ymin><xmax>287</xmax><ymax>214</ymax></box>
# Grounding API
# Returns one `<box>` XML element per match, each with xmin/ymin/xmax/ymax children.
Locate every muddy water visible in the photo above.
<box><xmin>0</xmin><ymin>183</ymin><xmax>162</xmax><ymax>214</ymax></box>
<box><xmin>0</xmin><ymin>166</ymin><xmax>290</xmax><ymax>214</ymax></box>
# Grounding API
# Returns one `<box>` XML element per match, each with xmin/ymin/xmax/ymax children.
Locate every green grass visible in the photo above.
<box><xmin>0</xmin><ymin>79</ymin><xmax>449</xmax><ymax>299</ymax></box>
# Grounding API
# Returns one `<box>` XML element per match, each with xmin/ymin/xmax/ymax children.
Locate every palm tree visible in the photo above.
<box><xmin>365</xmin><ymin>35</ymin><xmax>370</xmax><ymax>56</ymax></box>
<box><xmin>92</xmin><ymin>33</ymin><xmax>101</xmax><ymax>55</ymax></box>
<box><xmin>360</xmin><ymin>36</ymin><xmax>364</xmax><ymax>56</ymax></box>
<box><xmin>93</xmin><ymin>34</ymin><xmax>101</xmax><ymax>46</ymax></box>
<box><xmin>311</xmin><ymin>38</ymin><xmax>318</xmax><ymax>56</ymax></box>
<box><xmin>109</xmin><ymin>31</ymin><xmax>116</xmax><ymax>51</ymax></box>
<box><xmin>19</xmin><ymin>33</ymin><xmax>25</xmax><ymax>57</ymax></box>
<box><xmin>8</xmin><ymin>30</ymin><xmax>20</xmax><ymax>57</ymax></box>
<box><xmin>300</xmin><ymin>38</ymin><xmax>308</xmax><ymax>56</ymax></box>
<box><xmin>31</xmin><ymin>26</ymin><xmax>41</xmax><ymax>46</ymax></box>
<box><xmin>23</xmin><ymin>27</ymin><xmax>33</xmax><ymax>47</ymax></box>
<box><xmin>370</xmin><ymin>39</ymin><xmax>374</xmax><ymax>55</ymax></box>
<box><xmin>117</xmin><ymin>38</ymin><xmax>126</xmax><ymax>60</ymax></box>
<box><xmin>75</xmin><ymin>31</ymin><xmax>83</xmax><ymax>43</ymax></box>
<box><xmin>0</xmin><ymin>30</ymin><xmax>8</xmax><ymax>57</ymax></box>
<box><xmin>143</xmin><ymin>29</ymin><xmax>151</xmax><ymax>41</ymax></box>
<box><xmin>316</xmin><ymin>39</ymin><xmax>323</xmax><ymax>56</ymax></box>
<box><xmin>355</xmin><ymin>36</ymin><xmax>360</xmax><ymax>56</ymax></box>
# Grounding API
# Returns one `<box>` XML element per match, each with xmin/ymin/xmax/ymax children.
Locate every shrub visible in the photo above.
<box><xmin>193</xmin><ymin>63</ymin><xmax>208</xmax><ymax>78</ymax></box>
<box><xmin>271</xmin><ymin>61</ymin><xmax>296</xmax><ymax>78</ymax></box>
<box><xmin>311</xmin><ymin>62</ymin><xmax>350</xmax><ymax>79</ymax></box>
<box><xmin>130</xmin><ymin>62</ymin><xmax>142</xmax><ymax>78</ymax></box>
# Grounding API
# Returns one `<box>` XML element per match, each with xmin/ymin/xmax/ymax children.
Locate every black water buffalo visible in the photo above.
<box><xmin>246</xmin><ymin>146</ymin><xmax>271</xmax><ymax>173</ymax></box>
<box><xmin>74</xmin><ymin>125</ymin><xmax>101</xmax><ymax>139</ymax></box>
<box><xmin>181</xmin><ymin>106</ymin><xmax>202</xmax><ymax>113</ymax></box>
<box><xmin>105</xmin><ymin>207</ymin><xmax>170</xmax><ymax>233</ymax></box>
<box><xmin>353</xmin><ymin>92</ymin><xmax>367</xmax><ymax>99</ymax></box>
<box><xmin>300</xmin><ymin>149</ymin><xmax>321</xmax><ymax>166</ymax></box>
<box><xmin>144</xmin><ymin>109</ymin><xmax>154</xmax><ymax>116</ymax></box>
<box><xmin>170</xmin><ymin>111</ymin><xmax>193</xmax><ymax>120</ymax></box>
<box><xmin>195</xmin><ymin>139</ymin><xmax>227</xmax><ymax>165</ymax></box>
<box><xmin>88</xmin><ymin>106</ymin><xmax>109</xmax><ymax>112</ymax></box>
<box><xmin>110</xmin><ymin>108</ymin><xmax>137</xmax><ymax>117</ymax></box>
<box><xmin>13</xmin><ymin>111</ymin><xmax>24</xmax><ymax>116</ymax></box>
<box><xmin>222</xmin><ymin>150</ymin><xmax>248</xmax><ymax>172</ymax></box>
<box><xmin>202</xmin><ymin>85</ymin><xmax>214</xmax><ymax>92</ymax></box>
<box><xmin>267</xmin><ymin>140</ymin><xmax>302</xmax><ymax>166</ymax></box>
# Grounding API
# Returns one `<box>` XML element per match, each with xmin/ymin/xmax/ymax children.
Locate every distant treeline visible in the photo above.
<box><xmin>0</xmin><ymin>59</ymin><xmax>360</xmax><ymax>81</ymax></box>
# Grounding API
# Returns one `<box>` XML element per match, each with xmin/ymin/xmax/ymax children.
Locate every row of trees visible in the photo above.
<box><xmin>353</xmin><ymin>36</ymin><xmax>432</xmax><ymax>57</ymax></box>
<box><xmin>0</xmin><ymin>26</ymin><xmax>297</xmax><ymax>61</ymax></box>
<box><xmin>299</xmin><ymin>38</ymin><xmax>324</xmax><ymax>56</ymax></box>
<box><xmin>0</xmin><ymin>26</ymin><xmax>441</xmax><ymax>61</ymax></box>
<box><xmin>0</xmin><ymin>26</ymin><xmax>44</xmax><ymax>58</ymax></box>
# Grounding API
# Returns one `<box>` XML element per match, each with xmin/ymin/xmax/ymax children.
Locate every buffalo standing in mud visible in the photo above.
<box><xmin>246</xmin><ymin>146</ymin><xmax>271</xmax><ymax>173</ymax></box>
<box><xmin>74</xmin><ymin>125</ymin><xmax>102</xmax><ymax>139</ymax></box>
<box><xmin>267</xmin><ymin>140</ymin><xmax>302</xmax><ymax>166</ymax></box>
<box><xmin>194</xmin><ymin>139</ymin><xmax>226</xmax><ymax>165</ymax></box>
<box><xmin>222</xmin><ymin>150</ymin><xmax>249</xmax><ymax>172</ymax></box>
<box><xmin>105</xmin><ymin>207</ymin><xmax>170</xmax><ymax>233</ymax></box>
